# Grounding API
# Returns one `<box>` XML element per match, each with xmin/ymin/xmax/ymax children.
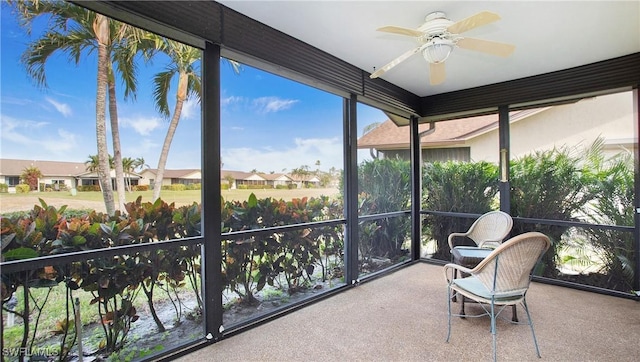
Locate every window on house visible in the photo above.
<box><xmin>6</xmin><ymin>176</ymin><xmax>20</xmax><ymax>186</ymax></box>
<box><xmin>423</xmin><ymin>147</ymin><xmax>471</xmax><ymax>162</ymax></box>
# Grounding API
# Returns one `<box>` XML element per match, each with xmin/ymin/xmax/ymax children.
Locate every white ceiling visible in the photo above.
<box><xmin>218</xmin><ymin>1</ymin><xmax>640</xmax><ymax>97</ymax></box>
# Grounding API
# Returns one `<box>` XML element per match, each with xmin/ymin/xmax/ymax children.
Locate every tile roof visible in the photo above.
<box><xmin>357</xmin><ymin>115</ymin><xmax>497</xmax><ymax>150</ymax></box>
<box><xmin>0</xmin><ymin>159</ymin><xmax>87</xmax><ymax>176</ymax></box>
<box><xmin>143</xmin><ymin>168</ymin><xmax>201</xmax><ymax>178</ymax></box>
<box><xmin>260</xmin><ymin>173</ymin><xmax>291</xmax><ymax>181</ymax></box>
<box><xmin>221</xmin><ymin>170</ymin><xmax>256</xmax><ymax>180</ymax></box>
<box><xmin>357</xmin><ymin>109</ymin><xmax>547</xmax><ymax>150</ymax></box>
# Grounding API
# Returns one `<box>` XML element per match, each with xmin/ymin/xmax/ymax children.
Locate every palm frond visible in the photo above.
<box><xmin>187</xmin><ymin>73</ymin><xmax>202</xmax><ymax>102</ymax></box>
<box><xmin>153</xmin><ymin>69</ymin><xmax>175</xmax><ymax>118</ymax></box>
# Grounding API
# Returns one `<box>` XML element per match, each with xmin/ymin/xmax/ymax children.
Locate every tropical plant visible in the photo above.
<box><xmin>86</xmin><ymin>154</ymin><xmax>114</xmax><ymax>192</ymax></box>
<box><xmin>357</xmin><ymin>157</ymin><xmax>412</xmax><ymax>268</ymax></box>
<box><xmin>1</xmin><ymin>200</ymin><xmax>69</xmax><ymax>361</ymax></box>
<box><xmin>510</xmin><ymin>145</ymin><xmax>597</xmax><ymax>277</ymax></box>
<box><xmin>422</xmin><ymin>160</ymin><xmax>499</xmax><ymax>260</ymax></box>
<box><xmin>148</xmin><ymin>39</ymin><xmax>202</xmax><ymax>201</ymax></box>
<box><xmin>581</xmin><ymin>140</ymin><xmax>635</xmax><ymax>291</ymax></box>
<box><xmin>149</xmin><ymin>37</ymin><xmax>241</xmax><ymax>201</ymax></box>
<box><xmin>122</xmin><ymin>157</ymin><xmax>136</xmax><ymax>192</ymax></box>
<box><xmin>20</xmin><ymin>166</ymin><xmax>42</xmax><ymax>191</ymax></box>
<box><xmin>14</xmin><ymin>0</ymin><xmax>152</xmax><ymax>215</ymax></box>
<box><xmin>133</xmin><ymin>157</ymin><xmax>149</xmax><ymax>172</ymax></box>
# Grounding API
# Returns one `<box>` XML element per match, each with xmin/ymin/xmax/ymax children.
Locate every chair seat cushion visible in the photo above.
<box><xmin>453</xmin><ymin>276</ymin><xmax>524</xmax><ymax>303</ymax></box>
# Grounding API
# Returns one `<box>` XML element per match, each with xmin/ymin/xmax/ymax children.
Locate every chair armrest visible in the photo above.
<box><xmin>477</xmin><ymin>240</ymin><xmax>501</xmax><ymax>248</ymax></box>
<box><xmin>448</xmin><ymin>232</ymin><xmax>469</xmax><ymax>249</ymax></box>
<box><xmin>443</xmin><ymin>263</ymin><xmax>474</xmax><ymax>283</ymax></box>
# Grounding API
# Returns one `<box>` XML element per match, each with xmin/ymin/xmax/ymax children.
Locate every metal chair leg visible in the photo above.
<box><xmin>446</xmin><ymin>286</ymin><xmax>453</xmax><ymax>343</ymax></box>
<box><xmin>523</xmin><ymin>298</ymin><xmax>541</xmax><ymax>358</ymax></box>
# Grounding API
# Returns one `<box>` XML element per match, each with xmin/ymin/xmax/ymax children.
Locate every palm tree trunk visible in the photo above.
<box><xmin>108</xmin><ymin>65</ymin><xmax>127</xmax><ymax>212</ymax></box>
<box><xmin>153</xmin><ymin>74</ymin><xmax>187</xmax><ymax>201</ymax></box>
<box><xmin>94</xmin><ymin>14</ymin><xmax>115</xmax><ymax>216</ymax></box>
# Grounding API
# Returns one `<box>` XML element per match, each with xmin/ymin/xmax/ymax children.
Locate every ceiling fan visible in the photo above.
<box><xmin>370</xmin><ymin>11</ymin><xmax>515</xmax><ymax>85</ymax></box>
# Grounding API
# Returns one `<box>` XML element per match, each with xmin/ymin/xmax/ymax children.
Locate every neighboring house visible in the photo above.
<box><xmin>0</xmin><ymin>159</ymin><xmax>141</xmax><ymax>192</ymax></box>
<box><xmin>139</xmin><ymin>169</ymin><xmax>202</xmax><ymax>188</ymax></box>
<box><xmin>260</xmin><ymin>173</ymin><xmax>293</xmax><ymax>188</ymax></box>
<box><xmin>1</xmin><ymin>161</ymin><xmax>326</xmax><ymax>193</ymax></box>
<box><xmin>220</xmin><ymin>171</ymin><xmax>319</xmax><ymax>189</ymax></box>
<box><xmin>220</xmin><ymin>170</ymin><xmax>260</xmax><ymax>189</ymax></box>
<box><xmin>358</xmin><ymin>92</ymin><xmax>636</xmax><ymax>163</ymax></box>
<box><xmin>288</xmin><ymin>174</ymin><xmax>321</xmax><ymax>188</ymax></box>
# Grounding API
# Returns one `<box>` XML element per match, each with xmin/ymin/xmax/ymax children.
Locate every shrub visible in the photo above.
<box><xmin>77</xmin><ymin>185</ymin><xmax>101</xmax><ymax>192</ymax></box>
<box><xmin>20</xmin><ymin>166</ymin><xmax>42</xmax><ymax>190</ymax></box>
<box><xmin>0</xmin><ymin>183</ymin><xmax>8</xmax><ymax>193</ymax></box>
<box><xmin>357</xmin><ymin>157</ymin><xmax>413</xmax><ymax>264</ymax></box>
<box><xmin>133</xmin><ymin>185</ymin><xmax>149</xmax><ymax>191</ymax></box>
<box><xmin>510</xmin><ymin>146</ymin><xmax>596</xmax><ymax>277</ymax></box>
<box><xmin>162</xmin><ymin>184</ymin><xmax>187</xmax><ymax>191</ymax></box>
<box><xmin>185</xmin><ymin>183</ymin><xmax>201</xmax><ymax>190</ymax></box>
<box><xmin>15</xmin><ymin>184</ymin><xmax>31</xmax><ymax>193</ymax></box>
<box><xmin>422</xmin><ymin>160</ymin><xmax>499</xmax><ymax>260</ymax></box>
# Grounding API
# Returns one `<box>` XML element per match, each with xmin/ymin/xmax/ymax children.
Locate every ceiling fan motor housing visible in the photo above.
<box><xmin>418</xmin><ymin>11</ymin><xmax>454</xmax><ymax>42</ymax></box>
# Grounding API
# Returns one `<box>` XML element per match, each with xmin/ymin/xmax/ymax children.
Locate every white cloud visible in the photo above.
<box><xmin>45</xmin><ymin>97</ymin><xmax>73</xmax><ymax>117</ymax></box>
<box><xmin>221</xmin><ymin>136</ymin><xmax>342</xmax><ymax>172</ymax></box>
<box><xmin>252</xmin><ymin>96</ymin><xmax>299</xmax><ymax>114</ymax></box>
<box><xmin>222</xmin><ymin>95</ymin><xmax>244</xmax><ymax>107</ymax></box>
<box><xmin>1</xmin><ymin>97</ymin><xmax>32</xmax><ymax>106</ymax></box>
<box><xmin>120</xmin><ymin>116</ymin><xmax>163</xmax><ymax>136</ymax></box>
<box><xmin>0</xmin><ymin>114</ymin><xmax>76</xmax><ymax>155</ymax></box>
<box><xmin>180</xmin><ymin>98</ymin><xmax>200</xmax><ymax>120</ymax></box>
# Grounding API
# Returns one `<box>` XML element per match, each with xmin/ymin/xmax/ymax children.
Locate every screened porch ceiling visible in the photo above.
<box><xmin>216</xmin><ymin>0</ymin><xmax>640</xmax><ymax>98</ymax></box>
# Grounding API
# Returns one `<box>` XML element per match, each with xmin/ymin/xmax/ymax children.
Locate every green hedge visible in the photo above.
<box><xmin>185</xmin><ymin>183</ymin><xmax>201</xmax><ymax>190</ymax></box>
<box><xmin>162</xmin><ymin>184</ymin><xmax>187</xmax><ymax>191</ymax></box>
<box><xmin>15</xmin><ymin>184</ymin><xmax>30</xmax><ymax>193</ymax></box>
<box><xmin>0</xmin><ymin>183</ymin><xmax>8</xmax><ymax>193</ymax></box>
<box><xmin>77</xmin><ymin>185</ymin><xmax>101</xmax><ymax>192</ymax></box>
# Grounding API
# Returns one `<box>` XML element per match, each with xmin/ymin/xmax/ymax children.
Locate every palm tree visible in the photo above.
<box><xmin>149</xmin><ymin>39</ymin><xmax>201</xmax><ymax>201</ymax></box>
<box><xmin>86</xmin><ymin>154</ymin><xmax>114</xmax><ymax>191</ymax></box>
<box><xmin>107</xmin><ymin>27</ymin><xmax>145</xmax><ymax>209</ymax></box>
<box><xmin>122</xmin><ymin>157</ymin><xmax>136</xmax><ymax>192</ymax></box>
<box><xmin>133</xmin><ymin>157</ymin><xmax>150</xmax><ymax>172</ymax></box>
<box><xmin>150</xmin><ymin>36</ymin><xmax>241</xmax><ymax>201</ymax></box>
<box><xmin>14</xmin><ymin>1</ymin><xmax>150</xmax><ymax>215</ymax></box>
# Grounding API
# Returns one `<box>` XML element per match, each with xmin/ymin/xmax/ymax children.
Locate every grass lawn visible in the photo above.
<box><xmin>0</xmin><ymin>188</ymin><xmax>341</xmax><ymax>214</ymax></box>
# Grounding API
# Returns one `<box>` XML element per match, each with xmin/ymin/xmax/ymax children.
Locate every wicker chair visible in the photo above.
<box><xmin>448</xmin><ymin>211</ymin><xmax>513</xmax><ymax>308</ymax></box>
<box><xmin>448</xmin><ymin>210</ymin><xmax>513</xmax><ymax>250</ymax></box>
<box><xmin>444</xmin><ymin>232</ymin><xmax>551</xmax><ymax>361</ymax></box>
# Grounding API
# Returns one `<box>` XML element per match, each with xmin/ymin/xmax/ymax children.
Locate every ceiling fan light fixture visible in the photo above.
<box><xmin>422</xmin><ymin>37</ymin><xmax>453</xmax><ymax>64</ymax></box>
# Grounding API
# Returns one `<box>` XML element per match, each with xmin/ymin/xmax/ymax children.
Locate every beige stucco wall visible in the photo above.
<box><xmin>468</xmin><ymin>91</ymin><xmax>635</xmax><ymax>163</ymax></box>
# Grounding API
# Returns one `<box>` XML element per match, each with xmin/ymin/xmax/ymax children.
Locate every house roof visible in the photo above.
<box><xmin>0</xmin><ymin>159</ymin><xmax>87</xmax><ymax>177</ymax></box>
<box><xmin>221</xmin><ymin>170</ymin><xmax>257</xmax><ymax>181</ymax></box>
<box><xmin>358</xmin><ymin>108</ymin><xmax>548</xmax><ymax>150</ymax></box>
<box><xmin>142</xmin><ymin>168</ymin><xmax>200</xmax><ymax>179</ymax></box>
<box><xmin>260</xmin><ymin>173</ymin><xmax>291</xmax><ymax>181</ymax></box>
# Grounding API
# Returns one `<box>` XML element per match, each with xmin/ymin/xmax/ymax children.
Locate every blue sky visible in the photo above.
<box><xmin>0</xmin><ymin>4</ymin><xmax>384</xmax><ymax>173</ymax></box>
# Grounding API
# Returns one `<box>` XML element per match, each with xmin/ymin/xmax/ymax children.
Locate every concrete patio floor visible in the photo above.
<box><xmin>176</xmin><ymin>262</ymin><xmax>639</xmax><ymax>361</ymax></box>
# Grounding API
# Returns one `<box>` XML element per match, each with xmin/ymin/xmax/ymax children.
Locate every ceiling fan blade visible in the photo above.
<box><xmin>456</xmin><ymin>37</ymin><xmax>515</xmax><ymax>57</ymax></box>
<box><xmin>429</xmin><ymin>62</ymin><xmax>446</xmax><ymax>85</ymax></box>
<box><xmin>370</xmin><ymin>46</ymin><xmax>422</xmax><ymax>79</ymax></box>
<box><xmin>376</xmin><ymin>26</ymin><xmax>423</xmax><ymax>37</ymax></box>
<box><xmin>447</xmin><ymin>11</ymin><xmax>501</xmax><ymax>34</ymax></box>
